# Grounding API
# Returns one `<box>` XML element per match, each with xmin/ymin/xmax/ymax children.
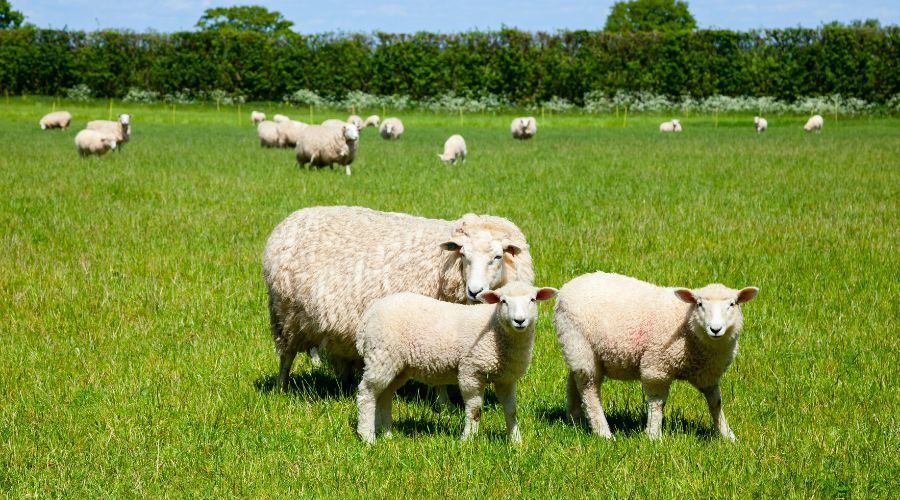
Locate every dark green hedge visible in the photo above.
<box><xmin>1</xmin><ymin>27</ymin><xmax>897</xmax><ymax>103</ymax></box>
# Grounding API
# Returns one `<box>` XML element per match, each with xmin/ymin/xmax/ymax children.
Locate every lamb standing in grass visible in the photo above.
<box><xmin>659</xmin><ymin>119</ymin><xmax>682</xmax><ymax>132</ymax></box>
<box><xmin>263</xmin><ymin>206</ymin><xmax>535</xmax><ymax>392</ymax></box>
<box><xmin>348</xmin><ymin>115</ymin><xmax>363</xmax><ymax>129</ymax></box>
<box><xmin>437</xmin><ymin>134</ymin><xmax>467</xmax><ymax>164</ymax></box>
<box><xmin>357</xmin><ymin>282</ymin><xmax>557</xmax><ymax>444</ymax></box>
<box><xmin>804</xmin><ymin>114</ymin><xmax>824</xmax><ymax>132</ymax></box>
<box><xmin>39</xmin><ymin>111</ymin><xmax>72</xmax><ymax>130</ymax></box>
<box><xmin>87</xmin><ymin>114</ymin><xmax>131</xmax><ymax>150</ymax></box>
<box><xmin>363</xmin><ymin>115</ymin><xmax>380</xmax><ymax>128</ymax></box>
<box><xmin>257</xmin><ymin>120</ymin><xmax>282</xmax><ymax>148</ymax></box>
<box><xmin>251</xmin><ymin>111</ymin><xmax>266</xmax><ymax>124</ymax></box>
<box><xmin>273</xmin><ymin>114</ymin><xmax>290</xmax><ymax>123</ymax></box>
<box><xmin>75</xmin><ymin>129</ymin><xmax>117</xmax><ymax>157</ymax></box>
<box><xmin>294</xmin><ymin>123</ymin><xmax>359</xmax><ymax>176</ymax></box>
<box><xmin>753</xmin><ymin>116</ymin><xmax>768</xmax><ymax>133</ymax></box>
<box><xmin>379</xmin><ymin>118</ymin><xmax>404</xmax><ymax>140</ymax></box>
<box><xmin>553</xmin><ymin>272</ymin><xmax>758</xmax><ymax>441</ymax></box>
<box><xmin>510</xmin><ymin>117</ymin><xmax>537</xmax><ymax>140</ymax></box>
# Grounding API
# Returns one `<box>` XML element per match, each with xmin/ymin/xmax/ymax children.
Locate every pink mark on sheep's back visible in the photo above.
<box><xmin>631</xmin><ymin>318</ymin><xmax>653</xmax><ymax>347</ymax></box>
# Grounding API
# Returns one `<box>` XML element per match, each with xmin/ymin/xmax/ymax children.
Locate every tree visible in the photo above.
<box><xmin>604</xmin><ymin>0</ymin><xmax>696</xmax><ymax>33</ymax></box>
<box><xmin>0</xmin><ymin>0</ymin><xmax>25</xmax><ymax>29</ymax></box>
<box><xmin>196</xmin><ymin>5</ymin><xmax>293</xmax><ymax>35</ymax></box>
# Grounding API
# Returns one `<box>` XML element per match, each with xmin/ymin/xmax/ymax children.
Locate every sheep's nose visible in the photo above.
<box><xmin>468</xmin><ymin>287</ymin><xmax>483</xmax><ymax>298</ymax></box>
<box><xmin>513</xmin><ymin>318</ymin><xmax>526</xmax><ymax>327</ymax></box>
<box><xmin>710</xmin><ymin>326</ymin><xmax>722</xmax><ymax>334</ymax></box>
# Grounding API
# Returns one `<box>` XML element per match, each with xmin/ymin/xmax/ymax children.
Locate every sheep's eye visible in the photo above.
<box><xmin>530</xmin><ymin>298</ymin><xmax>536</xmax><ymax>303</ymax></box>
<box><xmin>493</xmin><ymin>255</ymin><xmax>502</xmax><ymax>261</ymax></box>
<box><xmin>729</xmin><ymin>302</ymin><xmax>735</xmax><ymax>307</ymax></box>
<box><xmin>697</xmin><ymin>302</ymin><xmax>703</xmax><ymax>309</ymax></box>
<box><xmin>501</xmin><ymin>299</ymin><xmax>507</xmax><ymax>304</ymax></box>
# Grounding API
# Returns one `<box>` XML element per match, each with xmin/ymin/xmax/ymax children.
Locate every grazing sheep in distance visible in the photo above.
<box><xmin>356</xmin><ymin>282</ymin><xmax>558</xmax><ymax>444</ymax></box>
<box><xmin>251</xmin><ymin>111</ymin><xmax>266</xmax><ymax>124</ymax></box>
<box><xmin>262</xmin><ymin>206</ymin><xmax>535</xmax><ymax>392</ymax></box>
<box><xmin>379</xmin><ymin>118</ymin><xmax>404</xmax><ymax>140</ymax></box>
<box><xmin>75</xmin><ymin>129</ymin><xmax>117</xmax><ymax>157</ymax></box>
<box><xmin>273</xmin><ymin>114</ymin><xmax>290</xmax><ymax>123</ymax></box>
<box><xmin>348</xmin><ymin>115</ymin><xmax>363</xmax><ymax>129</ymax></box>
<box><xmin>321</xmin><ymin>118</ymin><xmax>347</xmax><ymax>128</ymax></box>
<box><xmin>553</xmin><ymin>271</ymin><xmax>759</xmax><ymax>441</ymax></box>
<box><xmin>363</xmin><ymin>115</ymin><xmax>380</xmax><ymax>128</ymax></box>
<box><xmin>438</xmin><ymin>134</ymin><xmax>467</xmax><ymax>164</ymax></box>
<box><xmin>294</xmin><ymin>123</ymin><xmax>359</xmax><ymax>176</ymax></box>
<box><xmin>87</xmin><ymin>114</ymin><xmax>131</xmax><ymax>150</ymax></box>
<box><xmin>510</xmin><ymin>117</ymin><xmax>537</xmax><ymax>140</ymax></box>
<box><xmin>753</xmin><ymin>116</ymin><xmax>768</xmax><ymax>133</ymax></box>
<box><xmin>39</xmin><ymin>111</ymin><xmax>72</xmax><ymax>130</ymax></box>
<box><xmin>257</xmin><ymin>120</ymin><xmax>282</xmax><ymax>148</ymax></box>
<box><xmin>659</xmin><ymin>119</ymin><xmax>682</xmax><ymax>132</ymax></box>
<box><xmin>804</xmin><ymin>115</ymin><xmax>824</xmax><ymax>132</ymax></box>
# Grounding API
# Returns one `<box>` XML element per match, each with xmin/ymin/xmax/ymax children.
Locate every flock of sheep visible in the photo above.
<box><xmin>263</xmin><ymin>206</ymin><xmax>759</xmax><ymax>444</ymax></box>
<box><xmin>39</xmin><ymin>111</ymin><xmax>132</xmax><ymax>156</ymax></box>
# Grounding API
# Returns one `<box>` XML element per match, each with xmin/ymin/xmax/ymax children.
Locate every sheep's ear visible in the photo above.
<box><xmin>440</xmin><ymin>240</ymin><xmax>463</xmax><ymax>252</ymax></box>
<box><xmin>477</xmin><ymin>290</ymin><xmax>501</xmax><ymax>304</ymax></box>
<box><xmin>503</xmin><ymin>241</ymin><xmax>522</xmax><ymax>256</ymax></box>
<box><xmin>674</xmin><ymin>288</ymin><xmax>697</xmax><ymax>304</ymax></box>
<box><xmin>736</xmin><ymin>287</ymin><xmax>759</xmax><ymax>304</ymax></box>
<box><xmin>535</xmin><ymin>287</ymin><xmax>558</xmax><ymax>301</ymax></box>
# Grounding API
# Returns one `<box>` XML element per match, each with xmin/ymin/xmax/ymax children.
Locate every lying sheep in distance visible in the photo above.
<box><xmin>553</xmin><ymin>271</ymin><xmax>758</xmax><ymax>441</ymax></box>
<box><xmin>257</xmin><ymin>120</ymin><xmax>282</xmax><ymax>148</ymax></box>
<box><xmin>379</xmin><ymin>118</ymin><xmax>404</xmax><ymax>140</ymax></box>
<box><xmin>510</xmin><ymin>117</ymin><xmax>537</xmax><ymax>140</ymax></box>
<box><xmin>357</xmin><ymin>282</ymin><xmax>558</xmax><ymax>444</ymax></box>
<box><xmin>40</xmin><ymin>111</ymin><xmax>72</xmax><ymax>130</ymax></box>
<box><xmin>251</xmin><ymin>111</ymin><xmax>266</xmax><ymax>124</ymax></box>
<box><xmin>75</xmin><ymin>129</ymin><xmax>117</xmax><ymax>157</ymax></box>
<box><xmin>348</xmin><ymin>115</ymin><xmax>363</xmax><ymax>129</ymax></box>
<box><xmin>438</xmin><ymin>134</ymin><xmax>467</xmax><ymax>164</ymax></box>
<box><xmin>295</xmin><ymin>123</ymin><xmax>359</xmax><ymax>176</ymax></box>
<box><xmin>753</xmin><ymin>116</ymin><xmax>768</xmax><ymax>133</ymax></box>
<box><xmin>804</xmin><ymin>114</ymin><xmax>824</xmax><ymax>132</ymax></box>
<box><xmin>87</xmin><ymin>114</ymin><xmax>131</xmax><ymax>150</ymax></box>
<box><xmin>659</xmin><ymin>119</ymin><xmax>682</xmax><ymax>132</ymax></box>
<box><xmin>273</xmin><ymin>114</ymin><xmax>290</xmax><ymax>123</ymax></box>
<box><xmin>363</xmin><ymin>115</ymin><xmax>380</xmax><ymax>128</ymax></box>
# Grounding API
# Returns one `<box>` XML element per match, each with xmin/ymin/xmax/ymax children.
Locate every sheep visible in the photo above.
<box><xmin>39</xmin><ymin>111</ymin><xmax>72</xmax><ymax>130</ymax></box>
<box><xmin>553</xmin><ymin>271</ymin><xmax>759</xmax><ymax>441</ymax></box>
<box><xmin>74</xmin><ymin>129</ymin><xmax>117</xmax><ymax>157</ymax></box>
<box><xmin>379</xmin><ymin>118</ymin><xmax>404</xmax><ymax>140</ymax></box>
<box><xmin>363</xmin><ymin>115</ymin><xmax>380</xmax><ymax>128</ymax></box>
<box><xmin>753</xmin><ymin>116</ymin><xmax>768</xmax><ymax>133</ymax></box>
<box><xmin>278</xmin><ymin>120</ymin><xmax>308</xmax><ymax>148</ymax></box>
<box><xmin>659</xmin><ymin>119</ymin><xmax>682</xmax><ymax>132</ymax></box>
<box><xmin>348</xmin><ymin>115</ymin><xmax>363</xmax><ymax>129</ymax></box>
<box><xmin>437</xmin><ymin>134</ymin><xmax>467</xmax><ymax>164</ymax></box>
<box><xmin>257</xmin><ymin>120</ymin><xmax>282</xmax><ymax>148</ymax></box>
<box><xmin>86</xmin><ymin>114</ymin><xmax>131</xmax><ymax>150</ymax></box>
<box><xmin>356</xmin><ymin>282</ymin><xmax>558</xmax><ymax>444</ymax></box>
<box><xmin>804</xmin><ymin>114</ymin><xmax>824</xmax><ymax>132</ymax></box>
<box><xmin>251</xmin><ymin>111</ymin><xmax>266</xmax><ymax>124</ymax></box>
<box><xmin>262</xmin><ymin>206</ymin><xmax>535</xmax><ymax>394</ymax></box>
<box><xmin>294</xmin><ymin>123</ymin><xmax>359</xmax><ymax>176</ymax></box>
<box><xmin>510</xmin><ymin>117</ymin><xmax>537</xmax><ymax>140</ymax></box>
<box><xmin>321</xmin><ymin>118</ymin><xmax>347</xmax><ymax>128</ymax></box>
<box><xmin>273</xmin><ymin>114</ymin><xmax>290</xmax><ymax>123</ymax></box>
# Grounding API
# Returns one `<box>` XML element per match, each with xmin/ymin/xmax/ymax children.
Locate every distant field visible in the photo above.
<box><xmin>1</xmin><ymin>98</ymin><xmax>897</xmax><ymax>496</ymax></box>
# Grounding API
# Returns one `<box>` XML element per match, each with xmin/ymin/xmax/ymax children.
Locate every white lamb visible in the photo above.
<box><xmin>510</xmin><ymin>117</ymin><xmax>537</xmax><ymax>140</ymax></box>
<box><xmin>86</xmin><ymin>114</ymin><xmax>131</xmax><ymax>150</ymax></box>
<box><xmin>39</xmin><ymin>111</ymin><xmax>72</xmax><ymax>130</ymax></box>
<box><xmin>75</xmin><ymin>129</ymin><xmax>117</xmax><ymax>157</ymax></box>
<box><xmin>251</xmin><ymin>111</ymin><xmax>266</xmax><ymax>124</ymax></box>
<box><xmin>553</xmin><ymin>272</ymin><xmax>758</xmax><ymax>441</ymax></box>
<box><xmin>357</xmin><ymin>282</ymin><xmax>557</xmax><ymax>444</ymax></box>
<box><xmin>804</xmin><ymin>114</ymin><xmax>824</xmax><ymax>132</ymax></box>
<box><xmin>379</xmin><ymin>118</ymin><xmax>404</xmax><ymax>140</ymax></box>
<box><xmin>294</xmin><ymin>123</ymin><xmax>359</xmax><ymax>176</ymax></box>
<box><xmin>659</xmin><ymin>119</ymin><xmax>682</xmax><ymax>132</ymax></box>
<box><xmin>262</xmin><ymin>206</ymin><xmax>535</xmax><ymax>392</ymax></box>
<box><xmin>273</xmin><ymin>114</ymin><xmax>290</xmax><ymax>123</ymax></box>
<box><xmin>348</xmin><ymin>115</ymin><xmax>363</xmax><ymax>129</ymax></box>
<box><xmin>437</xmin><ymin>134</ymin><xmax>467</xmax><ymax>164</ymax></box>
<box><xmin>753</xmin><ymin>116</ymin><xmax>768</xmax><ymax>133</ymax></box>
<box><xmin>363</xmin><ymin>115</ymin><xmax>380</xmax><ymax>128</ymax></box>
<box><xmin>257</xmin><ymin>120</ymin><xmax>282</xmax><ymax>148</ymax></box>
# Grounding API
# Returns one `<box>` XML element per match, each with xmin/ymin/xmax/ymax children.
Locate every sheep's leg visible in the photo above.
<box><xmin>642</xmin><ymin>381</ymin><xmax>670</xmax><ymax>440</ymax></box>
<box><xmin>376</xmin><ymin>375</ymin><xmax>408</xmax><ymax>438</ymax></box>
<box><xmin>345</xmin><ymin>165</ymin><xmax>352</xmax><ymax>176</ymax></box>
<box><xmin>459</xmin><ymin>379</ymin><xmax>484</xmax><ymax>441</ymax></box>
<box><xmin>700</xmin><ymin>384</ymin><xmax>735</xmax><ymax>442</ymax></box>
<box><xmin>576</xmin><ymin>370</ymin><xmax>612</xmax><ymax>438</ymax></box>
<box><xmin>357</xmin><ymin>375</ymin><xmax>387</xmax><ymax>444</ymax></box>
<box><xmin>566</xmin><ymin>371</ymin><xmax>583</xmax><ymax>421</ymax></box>
<box><xmin>277</xmin><ymin>349</ymin><xmax>298</xmax><ymax>392</ymax></box>
<box><xmin>494</xmin><ymin>382</ymin><xmax>521</xmax><ymax>444</ymax></box>
<box><xmin>308</xmin><ymin>338</ymin><xmax>327</xmax><ymax>367</ymax></box>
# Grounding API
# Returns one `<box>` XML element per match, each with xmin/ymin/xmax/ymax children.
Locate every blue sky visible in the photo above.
<box><xmin>18</xmin><ymin>1</ymin><xmax>900</xmax><ymax>33</ymax></box>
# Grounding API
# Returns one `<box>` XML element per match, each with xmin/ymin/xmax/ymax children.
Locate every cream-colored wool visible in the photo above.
<box><xmin>278</xmin><ymin>120</ymin><xmax>308</xmax><ymax>148</ymax></box>
<box><xmin>510</xmin><ymin>117</ymin><xmax>537</xmax><ymax>139</ymax></box>
<box><xmin>75</xmin><ymin>129</ymin><xmax>117</xmax><ymax>156</ymax></box>
<box><xmin>356</xmin><ymin>282</ymin><xmax>557</xmax><ymax>443</ymax></box>
<box><xmin>39</xmin><ymin>111</ymin><xmax>72</xmax><ymax>130</ymax></box>
<box><xmin>437</xmin><ymin>134</ymin><xmax>467</xmax><ymax>164</ymax></box>
<box><xmin>272</xmin><ymin>114</ymin><xmax>290</xmax><ymax>123</ymax></box>
<box><xmin>363</xmin><ymin>115</ymin><xmax>380</xmax><ymax>128</ymax></box>
<box><xmin>262</xmin><ymin>206</ymin><xmax>535</xmax><ymax>391</ymax></box>
<box><xmin>659</xmin><ymin>119</ymin><xmax>682</xmax><ymax>132</ymax></box>
<box><xmin>251</xmin><ymin>111</ymin><xmax>266</xmax><ymax>124</ymax></box>
<box><xmin>257</xmin><ymin>120</ymin><xmax>281</xmax><ymax>147</ymax></box>
<box><xmin>379</xmin><ymin>118</ymin><xmax>404</xmax><ymax>140</ymax></box>
<box><xmin>804</xmin><ymin>114</ymin><xmax>824</xmax><ymax>132</ymax></box>
<box><xmin>321</xmin><ymin>118</ymin><xmax>347</xmax><ymax>128</ymax></box>
<box><xmin>294</xmin><ymin>123</ymin><xmax>359</xmax><ymax>176</ymax></box>
<box><xmin>87</xmin><ymin>114</ymin><xmax>131</xmax><ymax>149</ymax></box>
<box><xmin>753</xmin><ymin>116</ymin><xmax>767</xmax><ymax>133</ymax></box>
<box><xmin>348</xmin><ymin>115</ymin><xmax>363</xmax><ymax>128</ymax></box>
<box><xmin>553</xmin><ymin>272</ymin><xmax>758</xmax><ymax>441</ymax></box>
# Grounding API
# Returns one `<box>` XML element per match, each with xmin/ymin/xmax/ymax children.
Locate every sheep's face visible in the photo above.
<box><xmin>478</xmin><ymin>282</ymin><xmax>557</xmax><ymax>332</ymax></box>
<box><xmin>118</xmin><ymin>114</ymin><xmax>131</xmax><ymax>125</ymax></box>
<box><xmin>675</xmin><ymin>285</ymin><xmax>758</xmax><ymax>340</ymax></box>
<box><xmin>441</xmin><ymin>231</ymin><xmax>522</xmax><ymax>303</ymax></box>
<box><xmin>343</xmin><ymin>124</ymin><xmax>359</xmax><ymax>142</ymax></box>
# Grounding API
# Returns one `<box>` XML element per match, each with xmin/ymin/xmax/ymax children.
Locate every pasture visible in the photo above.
<box><xmin>1</xmin><ymin>99</ymin><xmax>897</xmax><ymax>496</ymax></box>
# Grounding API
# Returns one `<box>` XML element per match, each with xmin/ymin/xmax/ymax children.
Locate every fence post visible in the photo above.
<box><xmin>108</xmin><ymin>99</ymin><xmax>113</xmax><ymax>120</ymax></box>
<box><xmin>623</xmin><ymin>106</ymin><xmax>628</xmax><ymax>127</ymax></box>
<box><xmin>714</xmin><ymin>108</ymin><xmax>719</xmax><ymax>128</ymax></box>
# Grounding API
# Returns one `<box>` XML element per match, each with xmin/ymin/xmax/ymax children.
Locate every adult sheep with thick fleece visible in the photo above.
<box><xmin>262</xmin><ymin>206</ymin><xmax>535</xmax><ymax>393</ymax></box>
<box><xmin>356</xmin><ymin>282</ymin><xmax>558</xmax><ymax>444</ymax></box>
<box><xmin>553</xmin><ymin>272</ymin><xmax>758</xmax><ymax>441</ymax></box>
<box><xmin>348</xmin><ymin>115</ymin><xmax>363</xmax><ymax>129</ymax></box>
<box><xmin>273</xmin><ymin>114</ymin><xmax>290</xmax><ymax>123</ymax></box>
<box><xmin>804</xmin><ymin>114</ymin><xmax>824</xmax><ymax>132</ymax></box>
<box><xmin>510</xmin><ymin>117</ymin><xmax>537</xmax><ymax>140</ymax></box>
<box><xmin>75</xmin><ymin>129</ymin><xmax>117</xmax><ymax>157</ymax></box>
<box><xmin>251</xmin><ymin>111</ymin><xmax>266</xmax><ymax>124</ymax></box>
<box><xmin>438</xmin><ymin>134</ymin><xmax>467</xmax><ymax>164</ymax></box>
<box><xmin>659</xmin><ymin>119</ymin><xmax>682</xmax><ymax>132</ymax></box>
<box><xmin>40</xmin><ymin>111</ymin><xmax>72</xmax><ymax>130</ymax></box>
<box><xmin>257</xmin><ymin>120</ymin><xmax>281</xmax><ymax>148</ymax></box>
<box><xmin>278</xmin><ymin>120</ymin><xmax>308</xmax><ymax>148</ymax></box>
<box><xmin>379</xmin><ymin>118</ymin><xmax>404</xmax><ymax>140</ymax></box>
<box><xmin>87</xmin><ymin>114</ymin><xmax>131</xmax><ymax>149</ymax></box>
<box><xmin>294</xmin><ymin>123</ymin><xmax>359</xmax><ymax>176</ymax></box>
<box><xmin>753</xmin><ymin>116</ymin><xmax>768</xmax><ymax>133</ymax></box>
<box><xmin>363</xmin><ymin>115</ymin><xmax>380</xmax><ymax>128</ymax></box>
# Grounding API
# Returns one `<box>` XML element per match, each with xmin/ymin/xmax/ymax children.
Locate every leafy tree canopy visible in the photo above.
<box><xmin>604</xmin><ymin>0</ymin><xmax>696</xmax><ymax>33</ymax></box>
<box><xmin>823</xmin><ymin>18</ymin><xmax>881</xmax><ymax>29</ymax></box>
<box><xmin>0</xmin><ymin>0</ymin><xmax>25</xmax><ymax>29</ymax></box>
<box><xmin>196</xmin><ymin>5</ymin><xmax>293</xmax><ymax>34</ymax></box>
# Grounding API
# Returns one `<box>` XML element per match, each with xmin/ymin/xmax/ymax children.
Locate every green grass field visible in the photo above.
<box><xmin>1</xmin><ymin>98</ymin><xmax>898</xmax><ymax>496</ymax></box>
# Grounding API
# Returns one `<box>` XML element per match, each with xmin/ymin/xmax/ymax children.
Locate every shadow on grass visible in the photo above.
<box><xmin>254</xmin><ymin>370</ymin><xmax>355</xmax><ymax>400</ymax></box>
<box><xmin>535</xmin><ymin>403</ymin><xmax>718</xmax><ymax>439</ymax></box>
